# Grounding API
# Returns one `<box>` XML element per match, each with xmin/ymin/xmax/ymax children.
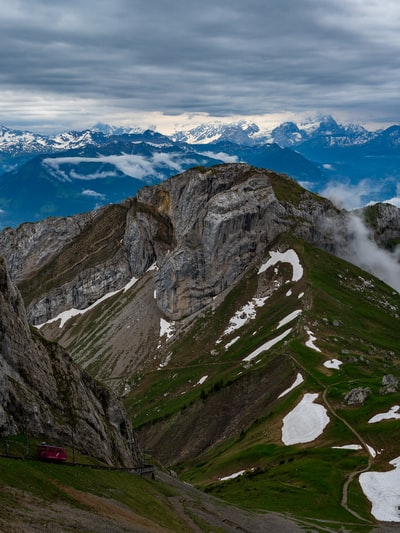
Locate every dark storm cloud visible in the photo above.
<box><xmin>1</xmin><ymin>0</ymin><xmax>400</xmax><ymax>129</ymax></box>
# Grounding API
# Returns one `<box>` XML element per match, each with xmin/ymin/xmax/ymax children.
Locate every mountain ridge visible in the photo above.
<box><xmin>1</xmin><ymin>115</ymin><xmax>400</xmax><ymax>229</ymax></box>
<box><xmin>0</xmin><ymin>163</ymin><xmax>399</xmax><ymax>525</ymax></box>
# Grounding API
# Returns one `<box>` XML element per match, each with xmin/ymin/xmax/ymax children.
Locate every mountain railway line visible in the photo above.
<box><xmin>0</xmin><ymin>452</ymin><xmax>156</xmax><ymax>477</ymax></box>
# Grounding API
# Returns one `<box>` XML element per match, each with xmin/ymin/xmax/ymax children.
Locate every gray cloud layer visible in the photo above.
<box><xmin>1</xmin><ymin>0</ymin><xmax>400</xmax><ymax>131</ymax></box>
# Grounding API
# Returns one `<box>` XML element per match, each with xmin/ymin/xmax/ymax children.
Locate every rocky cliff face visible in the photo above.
<box><xmin>0</xmin><ymin>164</ymin><xmax>398</xmax><ymax>325</ymax></box>
<box><xmin>0</xmin><ymin>256</ymin><xmax>142</xmax><ymax>467</ymax></box>
<box><xmin>0</xmin><ymin>164</ymin><xmax>344</xmax><ymax>324</ymax></box>
<box><xmin>359</xmin><ymin>202</ymin><xmax>400</xmax><ymax>250</ymax></box>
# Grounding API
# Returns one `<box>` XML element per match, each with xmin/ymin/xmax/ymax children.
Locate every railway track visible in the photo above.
<box><xmin>0</xmin><ymin>453</ymin><xmax>156</xmax><ymax>477</ymax></box>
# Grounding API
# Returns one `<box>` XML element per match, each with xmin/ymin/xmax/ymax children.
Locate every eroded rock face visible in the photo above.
<box><xmin>0</xmin><ymin>210</ymin><xmax>97</xmax><ymax>283</ymax></box>
<box><xmin>148</xmin><ymin>167</ymin><xmax>285</xmax><ymax>318</ymax></box>
<box><xmin>143</xmin><ymin>166</ymin><xmax>348</xmax><ymax>319</ymax></box>
<box><xmin>0</xmin><ymin>257</ymin><xmax>142</xmax><ymax>467</ymax></box>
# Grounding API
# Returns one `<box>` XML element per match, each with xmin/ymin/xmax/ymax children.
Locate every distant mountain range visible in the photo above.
<box><xmin>0</xmin><ymin>115</ymin><xmax>399</xmax><ymax>228</ymax></box>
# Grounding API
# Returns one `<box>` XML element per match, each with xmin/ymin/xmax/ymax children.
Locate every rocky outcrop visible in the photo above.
<box><xmin>359</xmin><ymin>203</ymin><xmax>400</xmax><ymax>250</ymax></box>
<box><xmin>343</xmin><ymin>387</ymin><xmax>371</xmax><ymax>405</ymax></box>
<box><xmin>0</xmin><ymin>210</ymin><xmax>97</xmax><ymax>283</ymax></box>
<box><xmin>0</xmin><ymin>256</ymin><xmax>142</xmax><ymax>467</ymax></box>
<box><xmin>380</xmin><ymin>374</ymin><xmax>399</xmax><ymax>394</ymax></box>
<box><xmin>128</xmin><ymin>165</ymin><xmax>345</xmax><ymax>319</ymax></box>
<box><xmin>3</xmin><ymin>203</ymin><xmax>132</xmax><ymax>324</ymax></box>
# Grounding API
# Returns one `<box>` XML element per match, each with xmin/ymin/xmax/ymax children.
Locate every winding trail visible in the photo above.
<box><xmin>288</xmin><ymin>353</ymin><xmax>374</xmax><ymax>523</ymax></box>
<box><xmin>321</xmin><ymin>387</ymin><xmax>374</xmax><ymax>521</ymax></box>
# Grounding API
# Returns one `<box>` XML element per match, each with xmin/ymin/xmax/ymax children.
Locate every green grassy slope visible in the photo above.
<box><xmin>123</xmin><ymin>235</ymin><xmax>399</xmax><ymax>527</ymax></box>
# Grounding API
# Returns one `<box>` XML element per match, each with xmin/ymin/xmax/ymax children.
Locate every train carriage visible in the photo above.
<box><xmin>37</xmin><ymin>443</ymin><xmax>67</xmax><ymax>462</ymax></box>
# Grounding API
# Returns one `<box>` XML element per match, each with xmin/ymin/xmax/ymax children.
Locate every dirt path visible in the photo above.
<box><xmin>322</xmin><ymin>387</ymin><xmax>374</xmax><ymax>522</ymax></box>
<box><xmin>289</xmin><ymin>353</ymin><xmax>374</xmax><ymax>523</ymax></box>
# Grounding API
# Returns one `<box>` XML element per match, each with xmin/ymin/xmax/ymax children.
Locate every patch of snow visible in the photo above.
<box><xmin>332</xmin><ymin>444</ymin><xmax>363</xmax><ymax>450</ymax></box>
<box><xmin>276</xmin><ymin>309</ymin><xmax>302</xmax><ymax>329</ymax></box>
<box><xmin>367</xmin><ymin>445</ymin><xmax>377</xmax><ymax>458</ymax></box>
<box><xmin>225</xmin><ymin>336</ymin><xmax>240</xmax><ymax>350</ymax></box>
<box><xmin>243</xmin><ymin>328</ymin><xmax>292</xmax><ymax>363</ymax></box>
<box><xmin>359</xmin><ymin>456</ymin><xmax>400</xmax><ymax>522</ymax></box>
<box><xmin>281</xmin><ymin>393</ymin><xmax>330</xmax><ymax>445</ymax></box>
<box><xmin>197</xmin><ymin>375</ymin><xmax>208</xmax><ymax>385</ymax></box>
<box><xmin>147</xmin><ymin>262</ymin><xmax>158</xmax><ymax>271</ymax></box>
<box><xmin>369</xmin><ymin>405</ymin><xmax>400</xmax><ymax>424</ymax></box>
<box><xmin>286</xmin><ymin>289</ymin><xmax>292</xmax><ymax>296</ymax></box>
<box><xmin>222</xmin><ymin>297</ymin><xmax>268</xmax><ymax>336</ymax></box>
<box><xmin>160</xmin><ymin>318</ymin><xmax>175</xmax><ymax>339</ymax></box>
<box><xmin>158</xmin><ymin>353</ymin><xmax>172</xmax><ymax>368</ymax></box>
<box><xmin>123</xmin><ymin>277</ymin><xmax>138</xmax><ymax>293</ymax></box>
<box><xmin>305</xmin><ymin>329</ymin><xmax>321</xmax><ymax>352</ymax></box>
<box><xmin>219</xmin><ymin>470</ymin><xmax>246</xmax><ymax>481</ymax></box>
<box><xmin>278</xmin><ymin>373</ymin><xmax>304</xmax><ymax>398</ymax></box>
<box><xmin>36</xmin><ymin>278</ymin><xmax>137</xmax><ymax>329</ymax></box>
<box><xmin>323</xmin><ymin>359</ymin><xmax>343</xmax><ymax>370</ymax></box>
<box><xmin>298</xmin><ymin>292</ymin><xmax>304</xmax><ymax>299</ymax></box>
<box><xmin>258</xmin><ymin>249</ymin><xmax>303</xmax><ymax>282</ymax></box>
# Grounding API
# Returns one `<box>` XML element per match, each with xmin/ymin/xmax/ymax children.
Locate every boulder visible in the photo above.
<box><xmin>343</xmin><ymin>387</ymin><xmax>371</xmax><ymax>405</ymax></box>
<box><xmin>380</xmin><ymin>374</ymin><xmax>399</xmax><ymax>394</ymax></box>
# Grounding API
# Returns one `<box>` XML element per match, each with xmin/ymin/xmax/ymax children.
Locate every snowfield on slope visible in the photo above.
<box><xmin>242</xmin><ymin>329</ymin><xmax>292</xmax><ymax>363</ymax></box>
<box><xmin>218</xmin><ymin>249</ymin><xmax>304</xmax><ymax>348</ymax></box>
<box><xmin>281</xmin><ymin>393</ymin><xmax>330</xmax><ymax>445</ymax></box>
<box><xmin>359</xmin><ymin>456</ymin><xmax>400</xmax><ymax>522</ymax></box>
<box><xmin>258</xmin><ymin>249</ymin><xmax>304</xmax><ymax>281</ymax></box>
<box><xmin>278</xmin><ymin>373</ymin><xmax>304</xmax><ymax>398</ymax></box>
<box><xmin>368</xmin><ymin>405</ymin><xmax>400</xmax><ymax>423</ymax></box>
<box><xmin>37</xmin><ymin>277</ymin><xmax>138</xmax><ymax>329</ymax></box>
<box><xmin>221</xmin><ymin>297</ymin><xmax>269</xmax><ymax>337</ymax></box>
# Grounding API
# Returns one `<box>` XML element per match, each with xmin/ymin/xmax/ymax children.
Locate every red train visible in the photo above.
<box><xmin>37</xmin><ymin>443</ymin><xmax>67</xmax><ymax>462</ymax></box>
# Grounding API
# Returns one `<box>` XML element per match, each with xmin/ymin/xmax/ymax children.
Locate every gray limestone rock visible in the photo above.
<box><xmin>380</xmin><ymin>374</ymin><xmax>399</xmax><ymax>394</ymax></box>
<box><xmin>343</xmin><ymin>386</ymin><xmax>371</xmax><ymax>405</ymax></box>
<box><xmin>0</xmin><ymin>257</ymin><xmax>142</xmax><ymax>467</ymax></box>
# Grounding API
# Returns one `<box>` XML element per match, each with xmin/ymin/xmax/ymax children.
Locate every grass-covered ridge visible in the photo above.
<box><xmin>18</xmin><ymin>203</ymin><xmax>129</xmax><ymax>308</ymax></box>
<box><xmin>122</xmin><ymin>234</ymin><xmax>399</xmax><ymax>526</ymax></box>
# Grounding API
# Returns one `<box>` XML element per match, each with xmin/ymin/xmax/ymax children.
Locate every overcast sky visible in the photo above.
<box><xmin>1</xmin><ymin>0</ymin><xmax>400</xmax><ymax>134</ymax></box>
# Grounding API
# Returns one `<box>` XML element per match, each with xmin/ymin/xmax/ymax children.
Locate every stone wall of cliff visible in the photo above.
<box><xmin>0</xmin><ymin>257</ymin><xmax>142</xmax><ymax>467</ymax></box>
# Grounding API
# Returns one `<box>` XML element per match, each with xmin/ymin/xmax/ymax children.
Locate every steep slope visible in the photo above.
<box><xmin>36</xmin><ymin>229</ymin><xmax>400</xmax><ymax>524</ymax></box>
<box><xmin>126</xmin><ymin>236</ymin><xmax>399</xmax><ymax>524</ymax></box>
<box><xmin>0</xmin><ymin>256</ymin><xmax>142</xmax><ymax>467</ymax></box>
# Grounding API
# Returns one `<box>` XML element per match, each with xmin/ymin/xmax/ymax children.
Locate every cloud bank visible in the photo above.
<box><xmin>0</xmin><ymin>0</ymin><xmax>400</xmax><ymax>132</ymax></box>
<box><xmin>342</xmin><ymin>215</ymin><xmax>400</xmax><ymax>293</ymax></box>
